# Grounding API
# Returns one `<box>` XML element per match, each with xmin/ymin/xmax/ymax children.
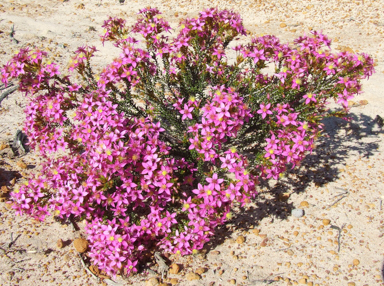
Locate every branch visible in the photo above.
<box><xmin>0</xmin><ymin>85</ymin><xmax>18</xmax><ymax>106</ymax></box>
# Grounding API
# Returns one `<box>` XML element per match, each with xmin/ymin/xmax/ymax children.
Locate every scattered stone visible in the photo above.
<box><xmin>186</xmin><ymin>272</ymin><xmax>201</xmax><ymax>281</ymax></box>
<box><xmin>278</xmin><ymin>192</ymin><xmax>290</xmax><ymax>201</ymax></box>
<box><xmin>353</xmin><ymin>259</ymin><xmax>360</xmax><ymax>266</ymax></box>
<box><xmin>299</xmin><ymin>201</ymin><xmax>309</xmax><ymax>208</ymax></box>
<box><xmin>347</xmin><ymin>283</ymin><xmax>356</xmax><ymax>286</ymax></box>
<box><xmin>5</xmin><ymin>201</ymin><xmax>13</xmax><ymax>209</ymax></box>
<box><xmin>89</xmin><ymin>265</ymin><xmax>100</xmax><ymax>275</ymax></box>
<box><xmin>210</xmin><ymin>250</ymin><xmax>220</xmax><ymax>256</ymax></box>
<box><xmin>280</xmin><ymin>23</ymin><xmax>287</xmax><ymax>28</ymax></box>
<box><xmin>359</xmin><ymin>99</ymin><xmax>368</xmax><ymax>106</ymax></box>
<box><xmin>219</xmin><ymin>269</ymin><xmax>224</xmax><ymax>275</ymax></box>
<box><xmin>0</xmin><ymin>147</ymin><xmax>15</xmax><ymax>159</ymax></box>
<box><xmin>63</xmin><ymin>254</ymin><xmax>71</xmax><ymax>262</ymax></box>
<box><xmin>260</xmin><ymin>238</ymin><xmax>268</xmax><ymax>247</ymax></box>
<box><xmin>298</xmin><ymin>278</ymin><xmax>307</xmax><ymax>284</ymax></box>
<box><xmin>56</xmin><ymin>239</ymin><xmax>64</xmax><ymax>249</ymax></box>
<box><xmin>236</xmin><ymin>235</ymin><xmax>245</xmax><ymax>244</ymax></box>
<box><xmin>0</xmin><ymin>185</ymin><xmax>9</xmax><ymax>198</ymax></box>
<box><xmin>73</xmin><ymin>238</ymin><xmax>88</xmax><ymax>253</ymax></box>
<box><xmin>292</xmin><ymin>208</ymin><xmax>304</xmax><ymax>218</ymax></box>
<box><xmin>16</xmin><ymin>160</ymin><xmax>27</xmax><ymax>169</ymax></box>
<box><xmin>195</xmin><ymin>267</ymin><xmax>206</xmax><ymax>275</ymax></box>
<box><xmin>145</xmin><ymin>277</ymin><xmax>159</xmax><ymax>286</ymax></box>
<box><xmin>229</xmin><ymin>279</ymin><xmax>236</xmax><ymax>284</ymax></box>
<box><xmin>252</xmin><ymin>229</ymin><xmax>259</xmax><ymax>236</ymax></box>
<box><xmin>337</xmin><ymin>45</ymin><xmax>354</xmax><ymax>53</ymax></box>
<box><xmin>287</xmin><ymin>250</ymin><xmax>294</xmax><ymax>256</ymax></box>
<box><xmin>322</xmin><ymin>219</ymin><xmax>331</xmax><ymax>226</ymax></box>
<box><xmin>0</xmin><ymin>141</ymin><xmax>8</xmax><ymax>151</ymax></box>
<box><xmin>170</xmin><ymin>278</ymin><xmax>178</xmax><ymax>285</ymax></box>
<box><xmin>169</xmin><ymin>263</ymin><xmax>180</xmax><ymax>275</ymax></box>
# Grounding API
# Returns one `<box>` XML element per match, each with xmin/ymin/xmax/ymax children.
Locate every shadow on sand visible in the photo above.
<box><xmin>204</xmin><ymin>111</ymin><xmax>383</xmax><ymax>252</ymax></box>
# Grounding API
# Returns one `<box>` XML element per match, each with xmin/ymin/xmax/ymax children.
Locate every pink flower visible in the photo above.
<box><xmin>179</xmin><ymin>104</ymin><xmax>194</xmax><ymax>120</ymax></box>
<box><xmin>220</xmin><ymin>154</ymin><xmax>236</xmax><ymax>169</ymax></box>
<box><xmin>206</xmin><ymin>173</ymin><xmax>223</xmax><ymax>191</ymax></box>
<box><xmin>257</xmin><ymin>103</ymin><xmax>272</xmax><ymax>119</ymax></box>
<box><xmin>303</xmin><ymin>93</ymin><xmax>317</xmax><ymax>105</ymax></box>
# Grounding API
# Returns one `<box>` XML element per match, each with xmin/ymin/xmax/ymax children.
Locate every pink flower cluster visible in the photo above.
<box><xmin>1</xmin><ymin>6</ymin><xmax>375</xmax><ymax>278</ymax></box>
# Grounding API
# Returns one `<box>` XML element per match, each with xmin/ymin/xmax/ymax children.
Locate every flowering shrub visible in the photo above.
<box><xmin>1</xmin><ymin>7</ymin><xmax>374</xmax><ymax>277</ymax></box>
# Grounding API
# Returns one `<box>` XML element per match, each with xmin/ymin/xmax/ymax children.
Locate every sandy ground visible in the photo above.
<box><xmin>0</xmin><ymin>0</ymin><xmax>384</xmax><ymax>285</ymax></box>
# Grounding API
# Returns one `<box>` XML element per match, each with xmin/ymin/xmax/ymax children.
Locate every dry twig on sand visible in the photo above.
<box><xmin>327</xmin><ymin>187</ymin><xmax>349</xmax><ymax>209</ymax></box>
<box><xmin>0</xmin><ymin>85</ymin><xmax>18</xmax><ymax>107</ymax></box>
<box><xmin>9</xmin><ymin>25</ymin><xmax>19</xmax><ymax>44</ymax></box>
<box><xmin>78</xmin><ymin>253</ymin><xmax>101</xmax><ymax>283</ymax></box>
<box><xmin>330</xmin><ymin>223</ymin><xmax>346</xmax><ymax>253</ymax></box>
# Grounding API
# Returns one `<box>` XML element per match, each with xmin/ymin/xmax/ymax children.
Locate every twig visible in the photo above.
<box><xmin>9</xmin><ymin>25</ymin><xmax>19</xmax><ymax>44</ymax></box>
<box><xmin>13</xmin><ymin>258</ymin><xmax>31</xmax><ymax>264</ymax></box>
<box><xmin>0</xmin><ymin>85</ymin><xmax>18</xmax><ymax>106</ymax></box>
<box><xmin>104</xmin><ymin>278</ymin><xmax>124</xmax><ymax>286</ymax></box>
<box><xmin>0</xmin><ymin>82</ymin><xmax>13</xmax><ymax>91</ymax></box>
<box><xmin>275</xmin><ymin>246</ymin><xmax>292</xmax><ymax>252</ymax></box>
<box><xmin>328</xmin><ymin>195</ymin><xmax>348</xmax><ymax>208</ymax></box>
<box><xmin>78</xmin><ymin>253</ymin><xmax>100</xmax><ymax>283</ymax></box>
<box><xmin>26</xmin><ymin>250</ymin><xmax>38</xmax><ymax>254</ymax></box>
<box><xmin>154</xmin><ymin>252</ymin><xmax>169</xmax><ymax>279</ymax></box>
<box><xmin>330</xmin><ymin>223</ymin><xmax>346</xmax><ymax>253</ymax></box>
<box><xmin>8</xmin><ymin>232</ymin><xmax>14</xmax><ymax>248</ymax></box>
<box><xmin>327</xmin><ymin>188</ymin><xmax>349</xmax><ymax>209</ymax></box>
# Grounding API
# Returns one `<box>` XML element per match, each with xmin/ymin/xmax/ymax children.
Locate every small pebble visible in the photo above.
<box><xmin>292</xmin><ymin>208</ymin><xmax>304</xmax><ymax>218</ymax></box>
<box><xmin>210</xmin><ymin>250</ymin><xmax>220</xmax><ymax>255</ymax></box>
<box><xmin>353</xmin><ymin>259</ymin><xmax>360</xmax><ymax>266</ymax></box>
<box><xmin>145</xmin><ymin>277</ymin><xmax>159</xmax><ymax>286</ymax></box>
<box><xmin>298</xmin><ymin>278</ymin><xmax>307</xmax><ymax>284</ymax></box>
<box><xmin>56</xmin><ymin>239</ymin><xmax>64</xmax><ymax>249</ymax></box>
<box><xmin>300</xmin><ymin>201</ymin><xmax>309</xmax><ymax>208</ymax></box>
<box><xmin>229</xmin><ymin>279</ymin><xmax>236</xmax><ymax>284</ymax></box>
<box><xmin>195</xmin><ymin>267</ymin><xmax>206</xmax><ymax>275</ymax></box>
<box><xmin>236</xmin><ymin>235</ymin><xmax>245</xmax><ymax>244</ymax></box>
<box><xmin>279</xmin><ymin>192</ymin><xmax>290</xmax><ymax>201</ymax></box>
<box><xmin>186</xmin><ymin>272</ymin><xmax>201</xmax><ymax>281</ymax></box>
<box><xmin>322</xmin><ymin>219</ymin><xmax>331</xmax><ymax>226</ymax></box>
<box><xmin>16</xmin><ymin>160</ymin><xmax>27</xmax><ymax>169</ymax></box>
<box><xmin>73</xmin><ymin>238</ymin><xmax>88</xmax><ymax>253</ymax></box>
<box><xmin>252</xmin><ymin>229</ymin><xmax>260</xmax><ymax>236</ymax></box>
<box><xmin>169</xmin><ymin>263</ymin><xmax>180</xmax><ymax>274</ymax></box>
<box><xmin>260</xmin><ymin>238</ymin><xmax>268</xmax><ymax>247</ymax></box>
